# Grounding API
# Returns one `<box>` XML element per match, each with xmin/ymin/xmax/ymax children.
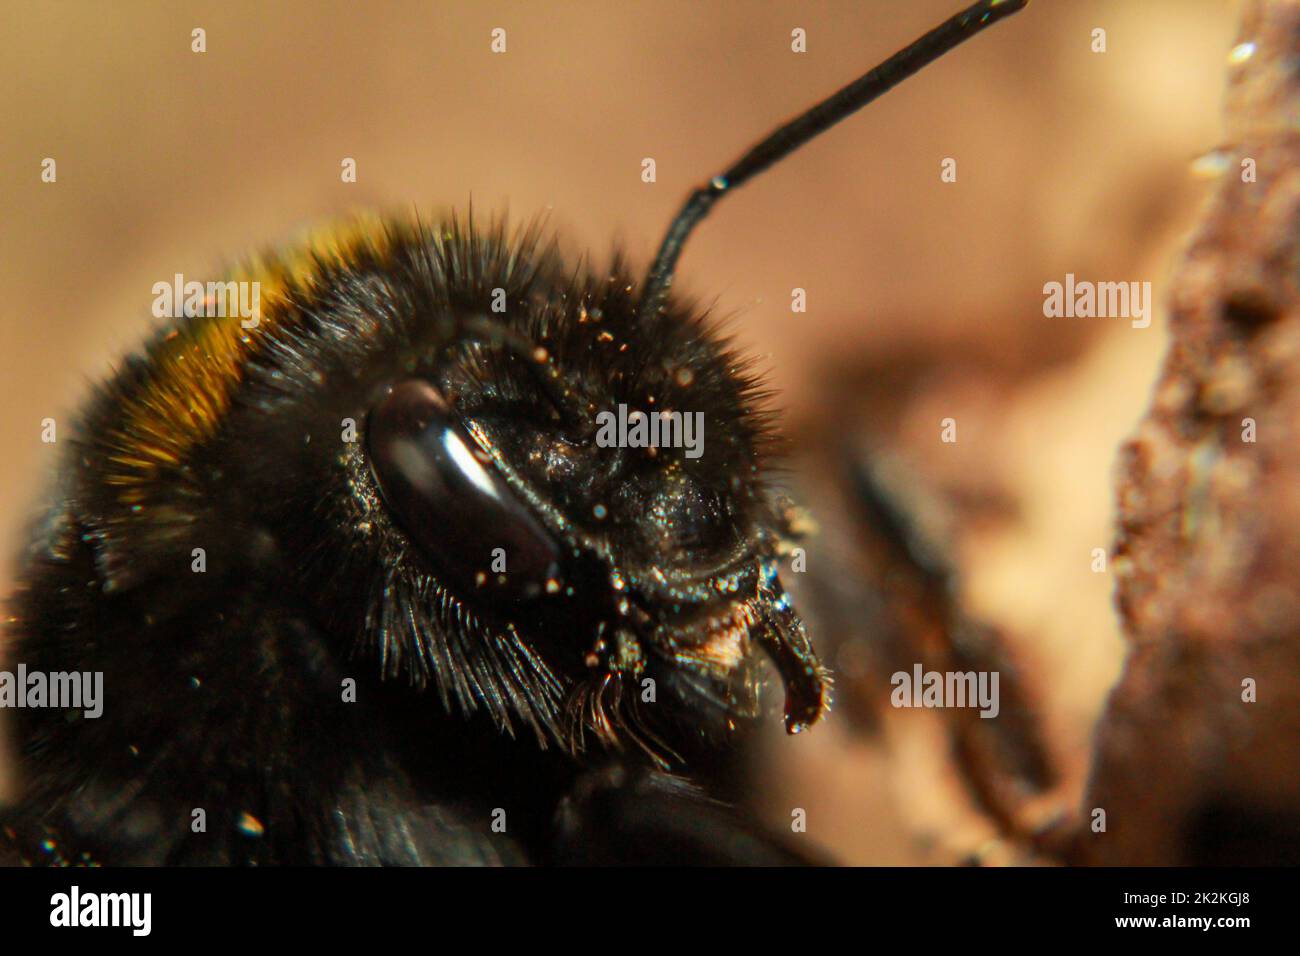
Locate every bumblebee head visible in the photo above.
<box><xmin>83</xmin><ymin>0</ymin><xmax>1031</xmax><ymax>764</ymax></box>
<box><xmin>230</xmin><ymin>215</ymin><xmax>826</xmax><ymax>758</ymax></box>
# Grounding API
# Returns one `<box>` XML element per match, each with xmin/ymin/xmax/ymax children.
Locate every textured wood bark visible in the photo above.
<box><xmin>1083</xmin><ymin>0</ymin><xmax>1300</xmax><ymax>864</ymax></box>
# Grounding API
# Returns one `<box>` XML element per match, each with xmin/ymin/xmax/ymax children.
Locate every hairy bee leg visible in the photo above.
<box><xmin>839</xmin><ymin>447</ymin><xmax>1069</xmax><ymax>857</ymax></box>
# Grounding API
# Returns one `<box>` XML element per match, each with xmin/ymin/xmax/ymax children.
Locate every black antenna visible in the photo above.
<box><xmin>637</xmin><ymin>0</ymin><xmax>1028</xmax><ymax>323</ymax></box>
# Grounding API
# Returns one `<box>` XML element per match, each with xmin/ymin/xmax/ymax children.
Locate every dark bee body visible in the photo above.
<box><xmin>1</xmin><ymin>0</ymin><xmax>1026</xmax><ymax>866</ymax></box>
<box><xmin>2</xmin><ymin>217</ymin><xmax>820</xmax><ymax>865</ymax></box>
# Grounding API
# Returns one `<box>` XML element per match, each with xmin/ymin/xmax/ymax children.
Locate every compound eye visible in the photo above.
<box><xmin>366</xmin><ymin>379</ymin><xmax>562</xmax><ymax>601</ymax></box>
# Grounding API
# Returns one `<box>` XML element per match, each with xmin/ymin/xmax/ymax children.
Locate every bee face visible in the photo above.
<box><xmin>222</xmin><ymin>217</ymin><xmax>825</xmax><ymax>756</ymax></box>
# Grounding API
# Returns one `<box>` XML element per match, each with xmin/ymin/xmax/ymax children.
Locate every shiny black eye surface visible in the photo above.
<box><xmin>366</xmin><ymin>378</ymin><xmax>561</xmax><ymax>601</ymax></box>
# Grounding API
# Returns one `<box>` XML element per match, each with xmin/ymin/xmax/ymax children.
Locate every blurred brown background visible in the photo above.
<box><xmin>0</xmin><ymin>1</ymin><xmax>1242</xmax><ymax>862</ymax></box>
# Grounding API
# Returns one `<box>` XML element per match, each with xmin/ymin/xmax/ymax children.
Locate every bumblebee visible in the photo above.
<box><xmin>1</xmin><ymin>0</ymin><xmax>1024</xmax><ymax>865</ymax></box>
